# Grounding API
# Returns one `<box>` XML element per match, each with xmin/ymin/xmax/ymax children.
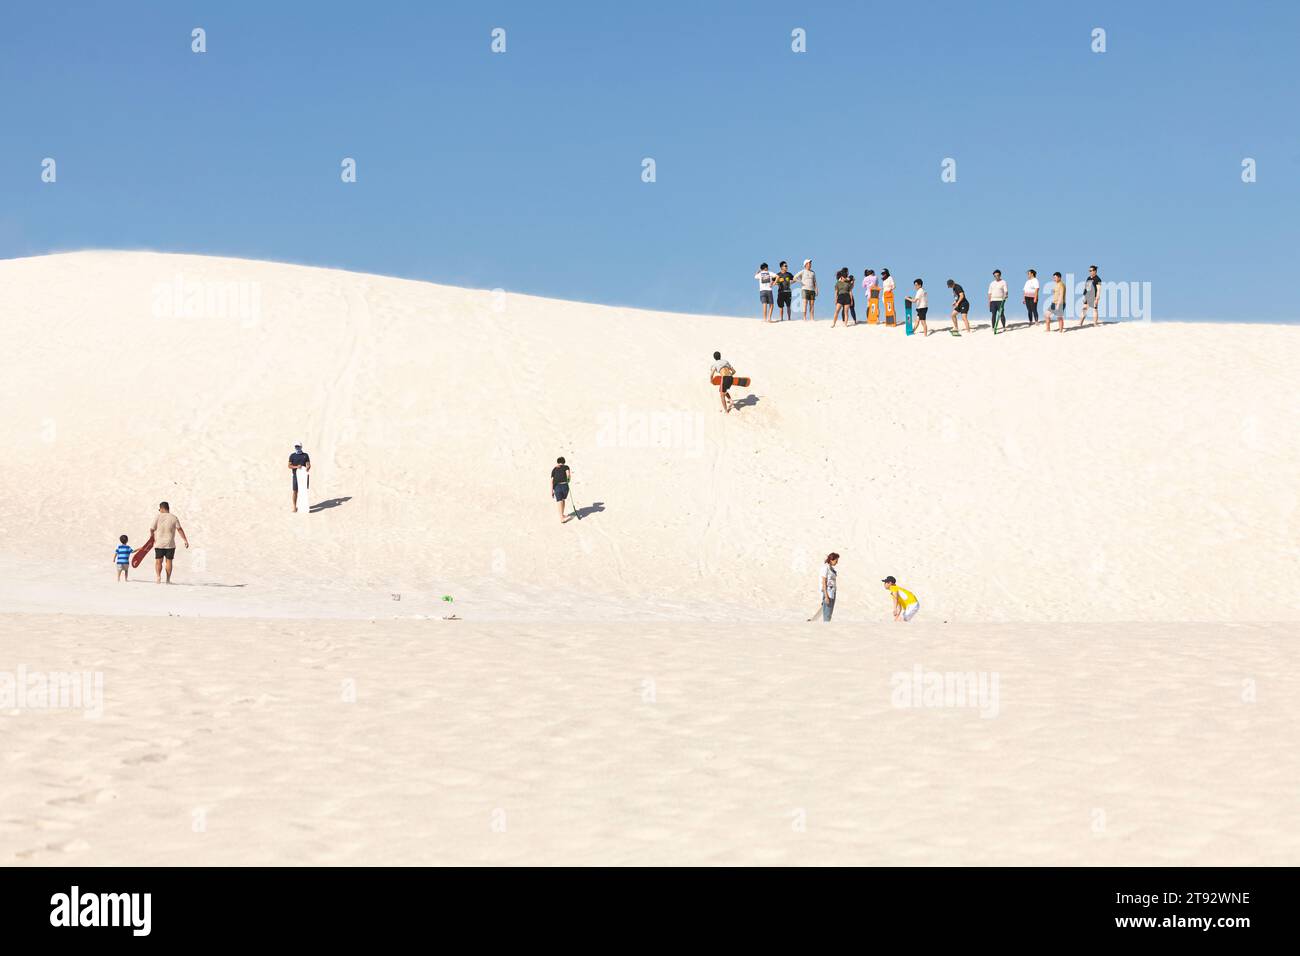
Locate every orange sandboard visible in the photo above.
<box><xmin>711</xmin><ymin>375</ymin><xmax>751</xmax><ymax>387</ymax></box>
<box><xmin>866</xmin><ymin>295</ymin><xmax>880</xmax><ymax>324</ymax></box>
<box><xmin>884</xmin><ymin>291</ymin><xmax>896</xmax><ymax>325</ymax></box>
<box><xmin>130</xmin><ymin>534</ymin><xmax>154</xmax><ymax>568</ymax></box>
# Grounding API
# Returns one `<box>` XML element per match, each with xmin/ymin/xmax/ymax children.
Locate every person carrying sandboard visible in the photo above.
<box><xmin>710</xmin><ymin>351</ymin><xmax>738</xmax><ymax>414</ymax></box>
<box><xmin>881</xmin><ymin>270</ymin><xmax>897</xmax><ymax>325</ymax></box>
<box><xmin>988</xmin><ymin>269</ymin><xmax>1009</xmax><ymax>333</ymax></box>
<box><xmin>862</xmin><ymin>269</ymin><xmax>879</xmax><ymax>323</ymax></box>
<box><xmin>905</xmin><ymin>278</ymin><xmax>929</xmax><ymax>336</ymax></box>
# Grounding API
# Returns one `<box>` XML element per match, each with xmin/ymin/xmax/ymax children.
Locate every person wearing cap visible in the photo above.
<box><xmin>882</xmin><ymin>576</ymin><xmax>920</xmax><ymax>622</ymax></box>
<box><xmin>793</xmin><ymin>259</ymin><xmax>817</xmax><ymax>321</ymax></box>
<box><xmin>288</xmin><ymin>443</ymin><xmax>311</xmax><ymax>512</ymax></box>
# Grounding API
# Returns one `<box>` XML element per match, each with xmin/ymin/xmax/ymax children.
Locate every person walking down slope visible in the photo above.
<box><xmin>150</xmin><ymin>501</ymin><xmax>189</xmax><ymax>584</ymax></box>
<box><xmin>821</xmin><ymin>552</ymin><xmax>840</xmax><ymax>621</ymax></box>
<box><xmin>794</xmin><ymin>259</ymin><xmax>817</xmax><ymax>321</ymax></box>
<box><xmin>710</xmin><ymin>351</ymin><xmax>738</xmax><ymax>414</ymax></box>
<box><xmin>882</xmin><ymin>575</ymin><xmax>920</xmax><ymax>622</ymax></box>
<box><xmin>755</xmin><ymin>262</ymin><xmax>777</xmax><ymax>323</ymax></box>
<box><xmin>988</xmin><ymin>269</ymin><xmax>1009</xmax><ymax>333</ymax></box>
<box><xmin>289</xmin><ymin>442</ymin><xmax>311</xmax><ymax>512</ymax></box>
<box><xmin>551</xmin><ymin>456</ymin><xmax>572</xmax><ymax>524</ymax></box>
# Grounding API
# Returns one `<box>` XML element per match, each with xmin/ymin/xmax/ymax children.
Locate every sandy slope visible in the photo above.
<box><xmin>2</xmin><ymin>615</ymin><xmax>1295</xmax><ymax>866</ymax></box>
<box><xmin>0</xmin><ymin>251</ymin><xmax>1296</xmax><ymax>623</ymax></box>
<box><xmin>1</xmin><ymin>252</ymin><xmax>1297</xmax><ymax>866</ymax></box>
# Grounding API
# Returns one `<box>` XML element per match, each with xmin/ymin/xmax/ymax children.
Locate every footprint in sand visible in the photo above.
<box><xmin>123</xmin><ymin>752</ymin><xmax>168</xmax><ymax>765</ymax></box>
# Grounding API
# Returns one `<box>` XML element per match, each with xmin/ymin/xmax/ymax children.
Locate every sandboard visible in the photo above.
<box><xmin>884</xmin><ymin>291</ymin><xmax>896</xmax><ymax>325</ymax></box>
<box><xmin>297</xmin><ymin>467</ymin><xmax>311</xmax><ymax>511</ymax></box>
<box><xmin>711</xmin><ymin>376</ymin><xmax>751</xmax><ymax>387</ymax></box>
<box><xmin>130</xmin><ymin>534</ymin><xmax>154</xmax><ymax>568</ymax></box>
<box><xmin>866</xmin><ymin>294</ymin><xmax>879</xmax><ymax>324</ymax></box>
<box><xmin>905</xmin><ymin>299</ymin><xmax>914</xmax><ymax>335</ymax></box>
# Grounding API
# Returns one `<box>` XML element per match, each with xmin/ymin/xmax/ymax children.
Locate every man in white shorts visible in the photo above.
<box><xmin>882</xmin><ymin>575</ymin><xmax>920</xmax><ymax>622</ymax></box>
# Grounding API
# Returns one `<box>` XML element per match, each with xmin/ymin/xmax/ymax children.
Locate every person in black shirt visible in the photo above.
<box><xmin>551</xmin><ymin>456</ymin><xmax>572</xmax><ymax>524</ymax></box>
<box><xmin>773</xmin><ymin>261</ymin><xmax>795</xmax><ymax>321</ymax></box>
<box><xmin>288</xmin><ymin>443</ymin><xmax>311</xmax><ymax>512</ymax></box>
<box><xmin>946</xmin><ymin>279</ymin><xmax>971</xmax><ymax>335</ymax></box>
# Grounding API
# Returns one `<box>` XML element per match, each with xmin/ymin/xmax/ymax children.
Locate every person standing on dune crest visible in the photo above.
<box><xmin>794</xmin><ymin>259</ymin><xmax>817</xmax><ymax>321</ymax></box>
<box><xmin>150</xmin><ymin>501</ymin><xmax>189</xmax><ymax>584</ymax></box>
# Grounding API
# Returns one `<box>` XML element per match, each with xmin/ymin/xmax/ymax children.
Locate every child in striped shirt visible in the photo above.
<box><xmin>115</xmin><ymin>534</ymin><xmax>133</xmax><ymax>581</ymax></box>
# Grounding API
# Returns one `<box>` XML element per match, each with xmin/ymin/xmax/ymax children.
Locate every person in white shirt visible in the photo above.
<box><xmin>793</xmin><ymin>259</ymin><xmax>817</xmax><ymax>321</ymax></box>
<box><xmin>819</xmin><ymin>552</ymin><xmax>840</xmax><ymax>622</ymax></box>
<box><xmin>905</xmin><ymin>278</ymin><xmax>929</xmax><ymax>336</ymax></box>
<box><xmin>1023</xmin><ymin>269</ymin><xmax>1040</xmax><ymax>325</ymax></box>
<box><xmin>988</xmin><ymin>269</ymin><xmax>1009</xmax><ymax>333</ymax></box>
<box><xmin>880</xmin><ymin>269</ymin><xmax>897</xmax><ymax>324</ymax></box>
<box><xmin>709</xmin><ymin>350</ymin><xmax>736</xmax><ymax>414</ymax></box>
<box><xmin>754</xmin><ymin>262</ymin><xmax>776</xmax><ymax>323</ymax></box>
<box><xmin>861</xmin><ymin>269</ymin><xmax>878</xmax><ymax>321</ymax></box>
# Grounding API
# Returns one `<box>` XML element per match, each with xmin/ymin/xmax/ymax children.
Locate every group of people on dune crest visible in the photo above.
<box><xmin>755</xmin><ymin>260</ymin><xmax>1104</xmax><ymax>336</ymax></box>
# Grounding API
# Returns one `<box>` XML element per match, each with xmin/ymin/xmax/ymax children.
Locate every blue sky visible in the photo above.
<box><xmin>2</xmin><ymin>0</ymin><xmax>1297</xmax><ymax>320</ymax></box>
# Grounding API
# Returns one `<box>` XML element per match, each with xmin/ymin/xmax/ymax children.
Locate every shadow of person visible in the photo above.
<box><xmin>310</xmin><ymin>496</ymin><xmax>353</xmax><ymax>513</ymax></box>
<box><xmin>733</xmin><ymin>394</ymin><xmax>761</xmax><ymax>408</ymax></box>
<box><xmin>574</xmin><ymin>501</ymin><xmax>606</xmax><ymax>520</ymax></box>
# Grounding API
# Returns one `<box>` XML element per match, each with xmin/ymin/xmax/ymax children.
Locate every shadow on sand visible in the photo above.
<box><xmin>310</xmin><ymin>496</ymin><xmax>352</xmax><ymax>513</ymax></box>
<box><xmin>570</xmin><ymin>501</ymin><xmax>606</xmax><ymax>520</ymax></box>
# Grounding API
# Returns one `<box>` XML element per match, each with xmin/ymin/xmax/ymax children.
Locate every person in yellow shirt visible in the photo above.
<box><xmin>882</xmin><ymin>576</ymin><xmax>919</xmax><ymax>622</ymax></box>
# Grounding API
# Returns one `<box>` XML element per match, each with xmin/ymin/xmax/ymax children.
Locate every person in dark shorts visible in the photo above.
<box><xmin>832</xmin><ymin>268</ymin><xmax>853</xmax><ymax>327</ymax></box>
<box><xmin>755</xmin><ymin>262</ymin><xmax>776</xmax><ymax>322</ymax></box>
<box><xmin>149</xmin><ymin>501</ymin><xmax>189</xmax><ymax>584</ymax></box>
<box><xmin>906</xmin><ymin>278</ymin><xmax>929</xmax><ymax>336</ymax></box>
<box><xmin>773</xmin><ymin>261</ymin><xmax>795</xmax><ymax>320</ymax></box>
<box><xmin>288</xmin><ymin>442</ymin><xmax>311</xmax><ymax>512</ymax></box>
<box><xmin>946</xmin><ymin>278</ymin><xmax>971</xmax><ymax>334</ymax></box>
<box><xmin>710</xmin><ymin>351</ymin><xmax>735</xmax><ymax>414</ymax></box>
<box><xmin>551</xmin><ymin>456</ymin><xmax>572</xmax><ymax>524</ymax></box>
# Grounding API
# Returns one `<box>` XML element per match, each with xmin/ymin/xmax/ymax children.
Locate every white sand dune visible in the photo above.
<box><xmin>1</xmin><ymin>251</ymin><xmax>1296</xmax><ymax>864</ymax></box>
